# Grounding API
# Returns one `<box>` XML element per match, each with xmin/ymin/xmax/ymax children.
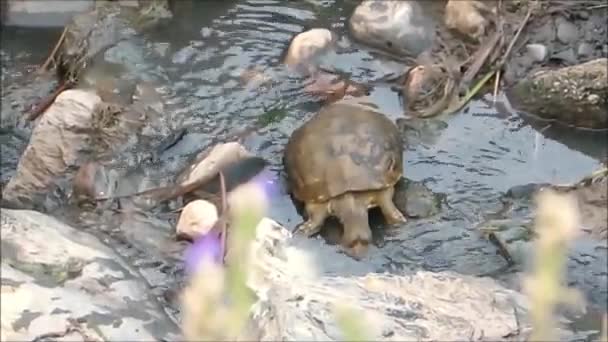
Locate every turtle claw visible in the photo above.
<box><xmin>293</xmin><ymin>220</ymin><xmax>321</xmax><ymax>237</ymax></box>
<box><xmin>384</xmin><ymin>208</ymin><xmax>407</xmax><ymax>226</ymax></box>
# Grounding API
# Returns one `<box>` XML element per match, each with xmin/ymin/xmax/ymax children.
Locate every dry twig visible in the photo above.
<box><xmin>38</xmin><ymin>26</ymin><xmax>68</xmax><ymax>73</ymax></box>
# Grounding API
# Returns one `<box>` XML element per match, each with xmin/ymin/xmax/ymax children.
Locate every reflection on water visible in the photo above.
<box><xmin>1</xmin><ymin>0</ymin><xmax>606</xmax><ymax>326</ymax></box>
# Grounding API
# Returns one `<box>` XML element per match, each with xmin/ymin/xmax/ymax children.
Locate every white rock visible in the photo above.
<box><xmin>176</xmin><ymin>142</ymin><xmax>253</xmax><ymax>187</ymax></box>
<box><xmin>445</xmin><ymin>0</ymin><xmax>493</xmax><ymax>41</ymax></box>
<box><xmin>176</xmin><ymin>199</ymin><xmax>219</xmax><ymax>240</ymax></box>
<box><xmin>283</xmin><ymin>28</ymin><xmax>338</xmax><ymax>74</ymax></box>
<box><xmin>526</xmin><ymin>43</ymin><xmax>549</xmax><ymax>62</ymax></box>
<box><xmin>348</xmin><ymin>0</ymin><xmax>435</xmax><ymax>58</ymax></box>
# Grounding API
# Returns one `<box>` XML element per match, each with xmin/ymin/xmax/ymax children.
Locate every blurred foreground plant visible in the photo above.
<box><xmin>178</xmin><ymin>167</ymin><xmax>373</xmax><ymax>341</ymax></box>
<box><xmin>524</xmin><ymin>188</ymin><xmax>585</xmax><ymax>341</ymax></box>
<box><xmin>180</xmin><ymin>170</ymin><xmax>268</xmax><ymax>341</ymax></box>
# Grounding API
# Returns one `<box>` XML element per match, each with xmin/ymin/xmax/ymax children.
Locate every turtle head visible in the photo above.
<box><xmin>333</xmin><ymin>195</ymin><xmax>372</xmax><ymax>260</ymax></box>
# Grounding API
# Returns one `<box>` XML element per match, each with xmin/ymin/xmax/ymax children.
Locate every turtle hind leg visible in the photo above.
<box><xmin>293</xmin><ymin>201</ymin><xmax>329</xmax><ymax>237</ymax></box>
<box><xmin>376</xmin><ymin>186</ymin><xmax>407</xmax><ymax>226</ymax></box>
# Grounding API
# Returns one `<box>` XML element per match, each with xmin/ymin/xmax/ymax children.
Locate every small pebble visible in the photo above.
<box><xmin>556</xmin><ymin>19</ymin><xmax>578</xmax><ymax>44</ymax></box>
<box><xmin>526</xmin><ymin>43</ymin><xmax>548</xmax><ymax>62</ymax></box>
<box><xmin>577</xmin><ymin>42</ymin><xmax>593</xmax><ymax>58</ymax></box>
<box><xmin>587</xmin><ymin>94</ymin><xmax>600</xmax><ymax>104</ymax></box>
<box><xmin>200</xmin><ymin>27</ymin><xmax>213</xmax><ymax>38</ymax></box>
<box><xmin>577</xmin><ymin>11</ymin><xmax>589</xmax><ymax>20</ymax></box>
<box><xmin>551</xmin><ymin>48</ymin><xmax>577</xmax><ymax>65</ymax></box>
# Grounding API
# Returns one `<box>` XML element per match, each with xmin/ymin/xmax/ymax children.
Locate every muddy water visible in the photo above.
<box><xmin>1</xmin><ymin>0</ymin><xmax>606</xmax><ymax>332</ymax></box>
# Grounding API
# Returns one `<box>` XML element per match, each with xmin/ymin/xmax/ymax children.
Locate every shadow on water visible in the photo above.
<box><xmin>1</xmin><ymin>0</ymin><xmax>606</xmax><ymax>333</ymax></box>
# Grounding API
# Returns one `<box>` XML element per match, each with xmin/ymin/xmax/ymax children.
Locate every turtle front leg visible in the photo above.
<box><xmin>377</xmin><ymin>187</ymin><xmax>407</xmax><ymax>225</ymax></box>
<box><xmin>293</xmin><ymin>202</ymin><xmax>329</xmax><ymax>237</ymax></box>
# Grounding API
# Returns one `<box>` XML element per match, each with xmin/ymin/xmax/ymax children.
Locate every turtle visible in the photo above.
<box><xmin>283</xmin><ymin>102</ymin><xmax>407</xmax><ymax>259</ymax></box>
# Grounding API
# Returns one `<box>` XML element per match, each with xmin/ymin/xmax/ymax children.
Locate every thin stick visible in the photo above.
<box><xmin>499</xmin><ymin>2</ymin><xmax>534</xmax><ymax>68</ymax></box>
<box><xmin>492</xmin><ymin>70</ymin><xmax>501</xmax><ymax>103</ymax></box>
<box><xmin>38</xmin><ymin>26</ymin><xmax>68</xmax><ymax>74</ymax></box>
<box><xmin>26</xmin><ymin>80</ymin><xmax>72</xmax><ymax>121</ymax></box>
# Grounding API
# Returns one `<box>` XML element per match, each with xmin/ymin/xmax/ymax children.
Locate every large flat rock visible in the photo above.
<box><xmin>0</xmin><ymin>209</ymin><xmax>181</xmax><ymax>341</ymax></box>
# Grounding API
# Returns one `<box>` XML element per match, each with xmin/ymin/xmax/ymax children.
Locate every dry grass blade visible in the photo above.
<box><xmin>219</xmin><ymin>170</ymin><xmax>228</xmax><ymax>262</ymax></box>
<box><xmin>461</xmin><ymin>29</ymin><xmax>502</xmax><ymax>87</ymax></box>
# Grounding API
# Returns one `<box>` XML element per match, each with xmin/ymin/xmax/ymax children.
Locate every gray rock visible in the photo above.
<box><xmin>393</xmin><ymin>178</ymin><xmax>443</xmax><ymax>219</ymax></box>
<box><xmin>577</xmin><ymin>42</ymin><xmax>593</xmax><ymax>58</ymax></box>
<box><xmin>241</xmin><ymin>218</ymin><xmax>586</xmax><ymax>341</ymax></box>
<box><xmin>507</xmin><ymin>58</ymin><xmax>608</xmax><ymax>129</ymax></box>
<box><xmin>526</xmin><ymin>43</ymin><xmax>548</xmax><ymax>62</ymax></box>
<box><xmin>551</xmin><ymin>48</ymin><xmax>577</xmax><ymax>65</ymax></box>
<box><xmin>0</xmin><ymin>209</ymin><xmax>181</xmax><ymax>341</ymax></box>
<box><xmin>556</xmin><ymin>18</ymin><xmax>578</xmax><ymax>44</ymax></box>
<box><xmin>348</xmin><ymin>0</ymin><xmax>435</xmax><ymax>58</ymax></box>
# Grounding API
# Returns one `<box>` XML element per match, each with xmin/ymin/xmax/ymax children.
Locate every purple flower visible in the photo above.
<box><xmin>250</xmin><ymin>169</ymin><xmax>280</xmax><ymax>202</ymax></box>
<box><xmin>184</xmin><ymin>229</ymin><xmax>223</xmax><ymax>276</ymax></box>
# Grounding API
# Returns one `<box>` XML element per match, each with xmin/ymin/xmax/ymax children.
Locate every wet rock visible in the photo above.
<box><xmin>241</xmin><ymin>218</ymin><xmax>583</xmax><ymax>341</ymax></box>
<box><xmin>176</xmin><ymin>142</ymin><xmax>254</xmax><ymax>189</ymax></box>
<box><xmin>283</xmin><ymin>28</ymin><xmax>338</xmax><ymax>75</ymax></box>
<box><xmin>550</xmin><ymin>48</ymin><xmax>577</xmax><ymax>65</ymax></box>
<box><xmin>444</xmin><ymin>0</ymin><xmax>494</xmax><ymax>42</ymax></box>
<box><xmin>577</xmin><ymin>42</ymin><xmax>593</xmax><ymax>58</ymax></box>
<box><xmin>507</xmin><ymin>58</ymin><xmax>608</xmax><ymax>129</ymax></box>
<box><xmin>59</xmin><ymin>1</ymin><xmax>172</xmax><ymax>83</ymax></box>
<box><xmin>348</xmin><ymin>0</ymin><xmax>435</xmax><ymax>58</ymax></box>
<box><xmin>556</xmin><ymin>17</ymin><xmax>579</xmax><ymax>45</ymax></box>
<box><xmin>526</xmin><ymin>43</ymin><xmax>549</xmax><ymax>63</ymax></box>
<box><xmin>176</xmin><ymin>199</ymin><xmax>219</xmax><ymax>241</ymax></box>
<box><xmin>2</xmin><ymin>90</ymin><xmax>102</xmax><ymax>209</ymax></box>
<box><xmin>393</xmin><ymin>179</ymin><xmax>442</xmax><ymax>219</ymax></box>
<box><xmin>0</xmin><ymin>209</ymin><xmax>180</xmax><ymax>341</ymax></box>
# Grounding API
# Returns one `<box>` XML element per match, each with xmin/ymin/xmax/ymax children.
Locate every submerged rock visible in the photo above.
<box><xmin>0</xmin><ymin>209</ymin><xmax>180</xmax><ymax>341</ymax></box>
<box><xmin>58</xmin><ymin>1</ymin><xmax>172</xmax><ymax>84</ymax></box>
<box><xmin>507</xmin><ymin>58</ymin><xmax>608</xmax><ymax>129</ymax></box>
<box><xmin>393</xmin><ymin>178</ymin><xmax>443</xmax><ymax>219</ymax></box>
<box><xmin>348</xmin><ymin>0</ymin><xmax>435</xmax><ymax>58</ymax></box>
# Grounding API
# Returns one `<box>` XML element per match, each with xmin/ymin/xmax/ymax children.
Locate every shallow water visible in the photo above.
<box><xmin>1</xmin><ymin>0</ymin><xmax>606</xmax><ymax>332</ymax></box>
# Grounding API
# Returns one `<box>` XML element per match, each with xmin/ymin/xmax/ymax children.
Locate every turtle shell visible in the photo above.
<box><xmin>284</xmin><ymin>102</ymin><xmax>404</xmax><ymax>203</ymax></box>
